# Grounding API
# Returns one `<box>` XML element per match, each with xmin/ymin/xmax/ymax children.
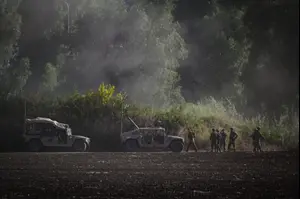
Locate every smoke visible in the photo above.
<box><xmin>6</xmin><ymin>0</ymin><xmax>187</xmax><ymax>107</ymax></box>
<box><xmin>51</xmin><ymin>0</ymin><xmax>188</xmax><ymax>107</ymax></box>
<box><xmin>178</xmin><ymin>11</ymin><xmax>243</xmax><ymax>102</ymax></box>
<box><xmin>9</xmin><ymin>0</ymin><xmax>297</xmax><ymax>115</ymax></box>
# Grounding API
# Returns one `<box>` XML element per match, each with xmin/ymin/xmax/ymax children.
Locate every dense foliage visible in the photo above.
<box><xmin>0</xmin><ymin>0</ymin><xmax>298</xmax><ymax>151</ymax></box>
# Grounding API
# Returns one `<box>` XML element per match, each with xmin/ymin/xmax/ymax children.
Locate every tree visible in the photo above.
<box><xmin>0</xmin><ymin>0</ymin><xmax>24</xmax><ymax>97</ymax></box>
<box><xmin>239</xmin><ymin>0</ymin><xmax>299</xmax><ymax>115</ymax></box>
<box><xmin>55</xmin><ymin>0</ymin><xmax>187</xmax><ymax>107</ymax></box>
<box><xmin>177</xmin><ymin>1</ymin><xmax>250</xmax><ymax>102</ymax></box>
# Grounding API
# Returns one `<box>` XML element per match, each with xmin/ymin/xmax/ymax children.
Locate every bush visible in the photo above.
<box><xmin>0</xmin><ymin>83</ymin><xmax>298</xmax><ymax>152</ymax></box>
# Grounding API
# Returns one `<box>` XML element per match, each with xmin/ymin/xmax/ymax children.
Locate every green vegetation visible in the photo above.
<box><xmin>0</xmin><ymin>0</ymin><xmax>298</xmax><ymax>151</ymax></box>
<box><xmin>1</xmin><ymin>83</ymin><xmax>297</xmax><ymax>151</ymax></box>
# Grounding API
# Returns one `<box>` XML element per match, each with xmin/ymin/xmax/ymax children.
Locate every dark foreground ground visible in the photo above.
<box><xmin>0</xmin><ymin>151</ymin><xmax>298</xmax><ymax>199</ymax></box>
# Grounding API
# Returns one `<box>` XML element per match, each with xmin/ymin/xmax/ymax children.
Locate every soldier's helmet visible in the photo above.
<box><xmin>212</xmin><ymin>128</ymin><xmax>215</xmax><ymax>131</ymax></box>
<box><xmin>230</xmin><ymin>127</ymin><xmax>234</xmax><ymax>131</ymax></box>
<box><xmin>256</xmin><ymin>126</ymin><xmax>261</xmax><ymax>131</ymax></box>
<box><xmin>156</xmin><ymin>120</ymin><xmax>163</xmax><ymax>126</ymax></box>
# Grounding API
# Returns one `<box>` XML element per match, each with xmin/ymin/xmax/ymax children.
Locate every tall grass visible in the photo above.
<box><xmin>147</xmin><ymin>97</ymin><xmax>299</xmax><ymax>150</ymax></box>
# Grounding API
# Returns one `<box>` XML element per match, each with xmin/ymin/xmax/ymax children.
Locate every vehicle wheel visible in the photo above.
<box><xmin>170</xmin><ymin>141</ymin><xmax>184</xmax><ymax>152</ymax></box>
<box><xmin>28</xmin><ymin>139</ymin><xmax>43</xmax><ymax>152</ymax></box>
<box><xmin>72</xmin><ymin>140</ymin><xmax>87</xmax><ymax>152</ymax></box>
<box><xmin>125</xmin><ymin>139</ymin><xmax>139</xmax><ymax>152</ymax></box>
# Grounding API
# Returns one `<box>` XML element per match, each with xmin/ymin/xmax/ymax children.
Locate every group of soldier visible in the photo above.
<box><xmin>186</xmin><ymin>126</ymin><xmax>265</xmax><ymax>153</ymax></box>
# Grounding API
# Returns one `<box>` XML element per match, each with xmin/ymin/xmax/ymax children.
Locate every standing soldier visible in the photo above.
<box><xmin>228</xmin><ymin>127</ymin><xmax>238</xmax><ymax>152</ymax></box>
<box><xmin>250</xmin><ymin>127</ymin><xmax>264</xmax><ymax>152</ymax></box>
<box><xmin>210</xmin><ymin>128</ymin><xmax>218</xmax><ymax>152</ymax></box>
<box><xmin>216</xmin><ymin>129</ymin><xmax>221</xmax><ymax>152</ymax></box>
<box><xmin>220</xmin><ymin>129</ymin><xmax>227</xmax><ymax>152</ymax></box>
<box><xmin>186</xmin><ymin>127</ymin><xmax>198</xmax><ymax>152</ymax></box>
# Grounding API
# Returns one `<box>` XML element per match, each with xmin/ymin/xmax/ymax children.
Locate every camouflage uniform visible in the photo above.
<box><xmin>155</xmin><ymin>120</ymin><xmax>164</xmax><ymax>129</ymax></box>
<box><xmin>186</xmin><ymin>129</ymin><xmax>198</xmax><ymax>152</ymax></box>
<box><xmin>216</xmin><ymin>129</ymin><xmax>221</xmax><ymax>152</ymax></box>
<box><xmin>250</xmin><ymin>127</ymin><xmax>264</xmax><ymax>152</ymax></box>
<box><xmin>210</xmin><ymin>129</ymin><xmax>218</xmax><ymax>152</ymax></box>
<box><xmin>228</xmin><ymin>128</ymin><xmax>238</xmax><ymax>152</ymax></box>
<box><xmin>219</xmin><ymin>129</ymin><xmax>227</xmax><ymax>152</ymax></box>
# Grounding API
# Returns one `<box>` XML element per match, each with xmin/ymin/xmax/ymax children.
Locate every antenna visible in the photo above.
<box><xmin>128</xmin><ymin>116</ymin><xmax>139</xmax><ymax>130</ymax></box>
<box><xmin>23</xmin><ymin>98</ymin><xmax>27</xmax><ymax>134</ymax></box>
<box><xmin>120</xmin><ymin>99</ymin><xmax>124</xmax><ymax>135</ymax></box>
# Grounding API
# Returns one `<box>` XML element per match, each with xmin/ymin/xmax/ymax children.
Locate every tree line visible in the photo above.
<box><xmin>0</xmin><ymin>0</ymin><xmax>298</xmax><ymax>115</ymax></box>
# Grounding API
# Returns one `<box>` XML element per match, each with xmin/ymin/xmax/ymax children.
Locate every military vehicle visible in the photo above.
<box><xmin>120</xmin><ymin>117</ymin><xmax>184</xmax><ymax>152</ymax></box>
<box><xmin>23</xmin><ymin>117</ymin><xmax>91</xmax><ymax>152</ymax></box>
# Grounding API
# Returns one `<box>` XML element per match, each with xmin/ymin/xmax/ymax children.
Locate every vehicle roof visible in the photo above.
<box><xmin>26</xmin><ymin>117</ymin><xmax>69</xmax><ymax>128</ymax></box>
<box><xmin>125</xmin><ymin>127</ymin><xmax>165</xmax><ymax>133</ymax></box>
<box><xmin>26</xmin><ymin>117</ymin><xmax>55</xmax><ymax>123</ymax></box>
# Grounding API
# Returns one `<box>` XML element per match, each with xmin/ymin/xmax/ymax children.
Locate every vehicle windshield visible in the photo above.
<box><xmin>156</xmin><ymin>131</ymin><xmax>165</xmax><ymax>137</ymax></box>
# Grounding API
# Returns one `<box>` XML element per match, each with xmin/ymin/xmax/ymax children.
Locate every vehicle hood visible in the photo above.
<box><xmin>167</xmin><ymin>135</ymin><xmax>184</xmax><ymax>141</ymax></box>
<box><xmin>72</xmin><ymin>135</ymin><xmax>90</xmax><ymax>141</ymax></box>
<box><xmin>121</xmin><ymin>131</ymin><xmax>133</xmax><ymax>136</ymax></box>
<box><xmin>121</xmin><ymin>130</ymin><xmax>140</xmax><ymax>137</ymax></box>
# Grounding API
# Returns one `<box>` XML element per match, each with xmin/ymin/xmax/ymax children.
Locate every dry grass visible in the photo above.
<box><xmin>147</xmin><ymin>97</ymin><xmax>299</xmax><ymax>151</ymax></box>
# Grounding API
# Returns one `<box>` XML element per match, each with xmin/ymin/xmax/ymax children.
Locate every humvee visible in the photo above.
<box><xmin>120</xmin><ymin>117</ymin><xmax>184</xmax><ymax>152</ymax></box>
<box><xmin>23</xmin><ymin>117</ymin><xmax>91</xmax><ymax>152</ymax></box>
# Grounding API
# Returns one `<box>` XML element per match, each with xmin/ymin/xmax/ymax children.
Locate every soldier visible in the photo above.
<box><xmin>250</xmin><ymin>127</ymin><xmax>264</xmax><ymax>152</ymax></box>
<box><xmin>228</xmin><ymin>127</ymin><xmax>238</xmax><ymax>152</ymax></box>
<box><xmin>220</xmin><ymin>129</ymin><xmax>227</xmax><ymax>152</ymax></box>
<box><xmin>210</xmin><ymin>128</ymin><xmax>218</xmax><ymax>152</ymax></box>
<box><xmin>216</xmin><ymin>129</ymin><xmax>221</xmax><ymax>152</ymax></box>
<box><xmin>186</xmin><ymin>127</ymin><xmax>198</xmax><ymax>152</ymax></box>
<box><xmin>155</xmin><ymin>120</ymin><xmax>164</xmax><ymax>128</ymax></box>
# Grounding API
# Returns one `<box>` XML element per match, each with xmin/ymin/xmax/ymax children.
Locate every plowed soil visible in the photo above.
<box><xmin>0</xmin><ymin>151</ymin><xmax>298</xmax><ymax>199</ymax></box>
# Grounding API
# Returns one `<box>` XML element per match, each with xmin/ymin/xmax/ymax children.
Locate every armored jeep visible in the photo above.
<box><xmin>120</xmin><ymin>117</ymin><xmax>184</xmax><ymax>152</ymax></box>
<box><xmin>23</xmin><ymin>117</ymin><xmax>91</xmax><ymax>152</ymax></box>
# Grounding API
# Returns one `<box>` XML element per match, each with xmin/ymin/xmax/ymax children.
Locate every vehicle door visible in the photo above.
<box><xmin>24</xmin><ymin>122</ymin><xmax>37</xmax><ymax>142</ymax></box>
<box><xmin>153</xmin><ymin>130</ymin><xmax>165</xmax><ymax>148</ymax></box>
<box><xmin>54</xmin><ymin>127</ymin><xmax>71</xmax><ymax>147</ymax></box>
<box><xmin>35</xmin><ymin>122</ymin><xmax>58</xmax><ymax>147</ymax></box>
<box><xmin>141</xmin><ymin>129</ymin><xmax>154</xmax><ymax>148</ymax></box>
<box><xmin>64</xmin><ymin>128</ymin><xmax>74</xmax><ymax>147</ymax></box>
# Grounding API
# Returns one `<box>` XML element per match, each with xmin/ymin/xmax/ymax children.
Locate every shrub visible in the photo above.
<box><xmin>0</xmin><ymin>83</ymin><xmax>298</xmax><ymax>151</ymax></box>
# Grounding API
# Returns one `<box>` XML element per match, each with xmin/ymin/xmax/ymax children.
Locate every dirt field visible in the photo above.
<box><xmin>0</xmin><ymin>151</ymin><xmax>298</xmax><ymax>199</ymax></box>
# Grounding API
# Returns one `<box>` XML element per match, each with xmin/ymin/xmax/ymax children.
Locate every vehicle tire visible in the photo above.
<box><xmin>72</xmin><ymin>140</ymin><xmax>87</xmax><ymax>152</ymax></box>
<box><xmin>125</xmin><ymin>139</ymin><xmax>139</xmax><ymax>152</ymax></box>
<box><xmin>170</xmin><ymin>140</ymin><xmax>184</xmax><ymax>152</ymax></box>
<box><xmin>28</xmin><ymin>139</ymin><xmax>43</xmax><ymax>152</ymax></box>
